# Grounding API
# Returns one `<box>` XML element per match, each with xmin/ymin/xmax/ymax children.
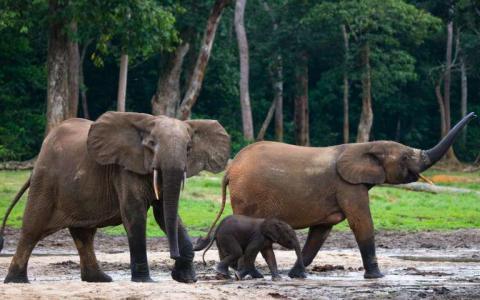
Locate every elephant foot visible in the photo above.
<box><xmin>132</xmin><ymin>276</ymin><xmax>155</xmax><ymax>282</ymax></box>
<box><xmin>131</xmin><ymin>262</ymin><xmax>154</xmax><ymax>282</ymax></box>
<box><xmin>234</xmin><ymin>268</ymin><xmax>263</xmax><ymax>280</ymax></box>
<box><xmin>288</xmin><ymin>267</ymin><xmax>307</xmax><ymax>279</ymax></box>
<box><xmin>215</xmin><ymin>263</ymin><xmax>231</xmax><ymax>279</ymax></box>
<box><xmin>364</xmin><ymin>270</ymin><xmax>384</xmax><ymax>279</ymax></box>
<box><xmin>81</xmin><ymin>269</ymin><xmax>113</xmax><ymax>283</ymax></box>
<box><xmin>172</xmin><ymin>259</ymin><xmax>197</xmax><ymax>283</ymax></box>
<box><xmin>364</xmin><ymin>264</ymin><xmax>384</xmax><ymax>279</ymax></box>
<box><xmin>4</xmin><ymin>273</ymin><xmax>29</xmax><ymax>284</ymax></box>
<box><xmin>272</xmin><ymin>274</ymin><xmax>282</xmax><ymax>281</ymax></box>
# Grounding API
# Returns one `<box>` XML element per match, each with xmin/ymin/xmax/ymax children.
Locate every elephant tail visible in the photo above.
<box><xmin>201</xmin><ymin>233</ymin><xmax>217</xmax><ymax>266</ymax></box>
<box><xmin>193</xmin><ymin>173</ymin><xmax>229</xmax><ymax>252</ymax></box>
<box><xmin>0</xmin><ymin>176</ymin><xmax>31</xmax><ymax>253</ymax></box>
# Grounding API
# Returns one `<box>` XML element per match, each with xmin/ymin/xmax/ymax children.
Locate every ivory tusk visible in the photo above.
<box><xmin>418</xmin><ymin>173</ymin><xmax>434</xmax><ymax>185</ymax></box>
<box><xmin>182</xmin><ymin>171</ymin><xmax>186</xmax><ymax>191</ymax></box>
<box><xmin>153</xmin><ymin>169</ymin><xmax>160</xmax><ymax>200</ymax></box>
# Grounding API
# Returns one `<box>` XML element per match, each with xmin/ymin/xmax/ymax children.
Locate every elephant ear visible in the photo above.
<box><xmin>336</xmin><ymin>143</ymin><xmax>386</xmax><ymax>185</ymax></box>
<box><xmin>261</xmin><ymin>219</ymin><xmax>282</xmax><ymax>242</ymax></box>
<box><xmin>185</xmin><ymin>120</ymin><xmax>231</xmax><ymax>177</ymax></box>
<box><xmin>87</xmin><ymin>111</ymin><xmax>155</xmax><ymax>174</ymax></box>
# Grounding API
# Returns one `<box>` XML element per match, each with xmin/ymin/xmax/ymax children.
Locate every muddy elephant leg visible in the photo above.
<box><xmin>338</xmin><ymin>188</ymin><xmax>383</xmax><ymax>279</ymax></box>
<box><xmin>289</xmin><ymin>224</ymin><xmax>332</xmax><ymax>276</ymax></box>
<box><xmin>4</xmin><ymin>232</ymin><xmax>41</xmax><ymax>283</ymax></box>
<box><xmin>215</xmin><ymin>235</ymin><xmax>242</xmax><ymax>279</ymax></box>
<box><xmin>152</xmin><ymin>201</ymin><xmax>196</xmax><ymax>283</ymax></box>
<box><xmin>69</xmin><ymin>227</ymin><xmax>112</xmax><ymax>282</ymax></box>
<box><xmin>261</xmin><ymin>246</ymin><xmax>281</xmax><ymax>280</ymax></box>
<box><xmin>119</xmin><ymin>200</ymin><xmax>152</xmax><ymax>282</ymax></box>
<box><xmin>235</xmin><ymin>239</ymin><xmax>263</xmax><ymax>280</ymax></box>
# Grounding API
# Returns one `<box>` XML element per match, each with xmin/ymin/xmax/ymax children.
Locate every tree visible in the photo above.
<box><xmin>235</xmin><ymin>0</ymin><xmax>254</xmax><ymax>141</ymax></box>
<box><xmin>177</xmin><ymin>0</ymin><xmax>231</xmax><ymax>120</ymax></box>
<box><xmin>46</xmin><ymin>0</ymin><xmax>75</xmax><ymax>133</ymax></box>
<box><xmin>305</xmin><ymin>0</ymin><xmax>440</xmax><ymax>142</ymax></box>
<box><xmin>294</xmin><ymin>52</ymin><xmax>309</xmax><ymax>146</ymax></box>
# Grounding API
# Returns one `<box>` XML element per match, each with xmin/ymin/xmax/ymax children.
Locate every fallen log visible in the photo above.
<box><xmin>381</xmin><ymin>182</ymin><xmax>480</xmax><ymax>195</ymax></box>
<box><xmin>0</xmin><ymin>158</ymin><xmax>36</xmax><ymax>170</ymax></box>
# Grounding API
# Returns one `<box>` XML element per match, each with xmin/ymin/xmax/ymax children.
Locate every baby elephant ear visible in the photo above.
<box><xmin>87</xmin><ymin>111</ymin><xmax>155</xmax><ymax>174</ymax></box>
<box><xmin>185</xmin><ymin>120</ymin><xmax>231</xmax><ymax>177</ymax></box>
<box><xmin>336</xmin><ymin>143</ymin><xmax>386</xmax><ymax>185</ymax></box>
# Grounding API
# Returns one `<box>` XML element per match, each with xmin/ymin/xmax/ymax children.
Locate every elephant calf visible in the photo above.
<box><xmin>194</xmin><ymin>215</ymin><xmax>306</xmax><ymax>280</ymax></box>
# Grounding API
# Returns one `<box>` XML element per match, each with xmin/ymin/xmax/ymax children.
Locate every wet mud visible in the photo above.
<box><xmin>0</xmin><ymin>228</ymin><xmax>479</xmax><ymax>299</ymax></box>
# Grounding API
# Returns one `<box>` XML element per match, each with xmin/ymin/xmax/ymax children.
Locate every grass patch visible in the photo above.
<box><xmin>0</xmin><ymin>169</ymin><xmax>479</xmax><ymax>237</ymax></box>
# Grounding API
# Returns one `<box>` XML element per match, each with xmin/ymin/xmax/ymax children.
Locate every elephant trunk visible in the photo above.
<box><xmin>161</xmin><ymin>167</ymin><xmax>183</xmax><ymax>259</ymax></box>
<box><xmin>420</xmin><ymin>112</ymin><xmax>477</xmax><ymax>171</ymax></box>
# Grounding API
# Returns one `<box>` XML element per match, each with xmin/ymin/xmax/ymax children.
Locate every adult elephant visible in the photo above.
<box><xmin>197</xmin><ymin>112</ymin><xmax>476</xmax><ymax>279</ymax></box>
<box><xmin>0</xmin><ymin>112</ymin><xmax>230</xmax><ymax>283</ymax></box>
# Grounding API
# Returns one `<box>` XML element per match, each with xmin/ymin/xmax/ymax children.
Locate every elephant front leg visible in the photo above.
<box><xmin>261</xmin><ymin>246</ymin><xmax>281</xmax><ymax>280</ymax></box>
<box><xmin>121</xmin><ymin>202</ymin><xmax>153</xmax><ymax>282</ymax></box>
<box><xmin>338</xmin><ymin>188</ymin><xmax>384</xmax><ymax>279</ymax></box>
<box><xmin>152</xmin><ymin>202</ymin><xmax>196</xmax><ymax>283</ymax></box>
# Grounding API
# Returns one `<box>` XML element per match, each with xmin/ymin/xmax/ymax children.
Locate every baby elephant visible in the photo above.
<box><xmin>194</xmin><ymin>215</ymin><xmax>306</xmax><ymax>280</ymax></box>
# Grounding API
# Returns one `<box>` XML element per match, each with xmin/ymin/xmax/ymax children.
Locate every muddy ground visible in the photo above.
<box><xmin>0</xmin><ymin>228</ymin><xmax>479</xmax><ymax>299</ymax></box>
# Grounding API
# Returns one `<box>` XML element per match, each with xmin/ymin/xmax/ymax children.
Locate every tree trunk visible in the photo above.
<box><xmin>273</xmin><ymin>56</ymin><xmax>283</xmax><ymax>142</ymax></box>
<box><xmin>294</xmin><ymin>52</ymin><xmax>309</xmax><ymax>146</ymax></box>
<box><xmin>262</xmin><ymin>1</ymin><xmax>283</xmax><ymax>142</ymax></box>
<box><xmin>341</xmin><ymin>25</ymin><xmax>350</xmax><ymax>144</ymax></box>
<box><xmin>151</xmin><ymin>42</ymin><xmax>190</xmax><ymax>117</ymax></box>
<box><xmin>117</xmin><ymin>53</ymin><xmax>128</xmax><ymax>112</ymax></box>
<box><xmin>79</xmin><ymin>40</ymin><xmax>91</xmax><ymax>119</ymax></box>
<box><xmin>234</xmin><ymin>0</ymin><xmax>254</xmax><ymax>141</ymax></box>
<box><xmin>442</xmin><ymin>20</ymin><xmax>459</xmax><ymax>162</ymax></box>
<box><xmin>460</xmin><ymin>53</ymin><xmax>468</xmax><ymax>146</ymax></box>
<box><xmin>46</xmin><ymin>0</ymin><xmax>70</xmax><ymax>134</ymax></box>
<box><xmin>356</xmin><ymin>43</ymin><xmax>373</xmax><ymax>143</ymax></box>
<box><xmin>177</xmin><ymin>0</ymin><xmax>230</xmax><ymax>120</ymax></box>
<box><xmin>67</xmin><ymin>21</ymin><xmax>79</xmax><ymax>119</ymax></box>
<box><xmin>256</xmin><ymin>99</ymin><xmax>276</xmax><ymax>141</ymax></box>
<box><xmin>435</xmin><ymin>77</ymin><xmax>447</xmax><ymax>138</ymax></box>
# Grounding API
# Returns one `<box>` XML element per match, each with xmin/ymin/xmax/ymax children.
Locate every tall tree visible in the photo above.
<box><xmin>341</xmin><ymin>24</ymin><xmax>350</xmax><ymax>144</ymax></box>
<box><xmin>356</xmin><ymin>42</ymin><xmax>372</xmax><ymax>143</ymax></box>
<box><xmin>294</xmin><ymin>52</ymin><xmax>309</xmax><ymax>146</ymax></box>
<box><xmin>177</xmin><ymin>0</ymin><xmax>231</xmax><ymax>120</ymax></box>
<box><xmin>235</xmin><ymin>0</ymin><xmax>254</xmax><ymax>141</ymax></box>
<box><xmin>46</xmin><ymin>0</ymin><xmax>73</xmax><ymax>133</ymax></box>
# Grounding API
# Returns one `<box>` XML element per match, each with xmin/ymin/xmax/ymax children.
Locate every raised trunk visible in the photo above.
<box><xmin>45</xmin><ymin>0</ymin><xmax>70</xmax><ymax>134</ymax></box>
<box><xmin>177</xmin><ymin>0</ymin><xmax>230</xmax><ymax>120</ymax></box>
<box><xmin>356</xmin><ymin>43</ymin><xmax>373</xmax><ymax>143</ymax></box>
<box><xmin>67</xmin><ymin>21</ymin><xmax>79</xmax><ymax>119</ymax></box>
<box><xmin>341</xmin><ymin>25</ymin><xmax>350</xmax><ymax>144</ymax></box>
<box><xmin>235</xmin><ymin>0</ymin><xmax>254</xmax><ymax>141</ymax></box>
<box><xmin>460</xmin><ymin>54</ymin><xmax>468</xmax><ymax>145</ymax></box>
<box><xmin>117</xmin><ymin>53</ymin><xmax>128</xmax><ymax>112</ymax></box>
<box><xmin>294</xmin><ymin>52</ymin><xmax>309</xmax><ymax>146</ymax></box>
<box><xmin>151</xmin><ymin>43</ymin><xmax>190</xmax><ymax>117</ymax></box>
<box><xmin>161</xmin><ymin>169</ymin><xmax>183</xmax><ymax>259</ymax></box>
<box><xmin>420</xmin><ymin>112</ymin><xmax>477</xmax><ymax>171</ymax></box>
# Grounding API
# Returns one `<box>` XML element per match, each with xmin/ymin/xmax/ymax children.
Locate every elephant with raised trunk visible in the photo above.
<box><xmin>197</xmin><ymin>112</ymin><xmax>476</xmax><ymax>279</ymax></box>
<box><xmin>0</xmin><ymin>112</ymin><xmax>230</xmax><ymax>283</ymax></box>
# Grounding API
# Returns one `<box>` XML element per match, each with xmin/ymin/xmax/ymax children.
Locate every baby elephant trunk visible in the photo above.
<box><xmin>193</xmin><ymin>236</ymin><xmax>212</xmax><ymax>251</ymax></box>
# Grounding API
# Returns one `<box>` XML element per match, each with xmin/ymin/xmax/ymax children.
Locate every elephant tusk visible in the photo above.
<box><xmin>153</xmin><ymin>169</ymin><xmax>160</xmax><ymax>200</ymax></box>
<box><xmin>418</xmin><ymin>173</ymin><xmax>434</xmax><ymax>185</ymax></box>
<box><xmin>182</xmin><ymin>171</ymin><xmax>186</xmax><ymax>191</ymax></box>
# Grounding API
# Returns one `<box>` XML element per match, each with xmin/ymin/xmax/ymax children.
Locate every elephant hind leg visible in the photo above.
<box><xmin>69</xmin><ymin>227</ymin><xmax>112</xmax><ymax>282</ymax></box>
<box><xmin>4</xmin><ymin>232</ymin><xmax>41</xmax><ymax>283</ymax></box>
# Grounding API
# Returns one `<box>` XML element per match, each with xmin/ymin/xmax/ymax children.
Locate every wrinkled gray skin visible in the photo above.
<box><xmin>1</xmin><ymin>112</ymin><xmax>230</xmax><ymax>284</ymax></box>
<box><xmin>195</xmin><ymin>215</ymin><xmax>305</xmax><ymax>280</ymax></box>
<box><xmin>199</xmin><ymin>112</ymin><xmax>477</xmax><ymax>280</ymax></box>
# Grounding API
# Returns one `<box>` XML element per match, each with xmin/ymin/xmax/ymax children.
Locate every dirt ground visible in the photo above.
<box><xmin>1</xmin><ymin>228</ymin><xmax>479</xmax><ymax>299</ymax></box>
